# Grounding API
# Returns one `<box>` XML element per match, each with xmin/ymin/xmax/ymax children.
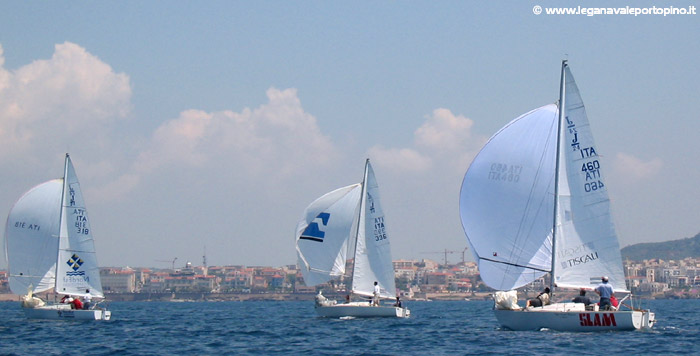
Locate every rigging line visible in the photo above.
<box><xmin>480</xmin><ymin>256</ymin><xmax>551</xmax><ymax>273</ymax></box>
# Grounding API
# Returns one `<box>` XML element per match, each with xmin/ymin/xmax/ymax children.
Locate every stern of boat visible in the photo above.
<box><xmin>396</xmin><ymin>307</ymin><xmax>410</xmax><ymax>318</ymax></box>
<box><xmin>100</xmin><ymin>310</ymin><xmax>112</xmax><ymax>321</ymax></box>
<box><xmin>641</xmin><ymin>310</ymin><xmax>655</xmax><ymax>329</ymax></box>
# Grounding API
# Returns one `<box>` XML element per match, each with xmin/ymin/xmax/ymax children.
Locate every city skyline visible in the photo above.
<box><xmin>0</xmin><ymin>2</ymin><xmax>698</xmax><ymax>268</ymax></box>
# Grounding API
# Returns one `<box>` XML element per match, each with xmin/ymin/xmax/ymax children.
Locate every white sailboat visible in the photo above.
<box><xmin>459</xmin><ymin>61</ymin><xmax>654</xmax><ymax>331</ymax></box>
<box><xmin>296</xmin><ymin>159</ymin><xmax>409</xmax><ymax>318</ymax></box>
<box><xmin>5</xmin><ymin>154</ymin><xmax>111</xmax><ymax>321</ymax></box>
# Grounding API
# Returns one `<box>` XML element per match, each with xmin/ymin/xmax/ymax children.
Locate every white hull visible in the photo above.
<box><xmin>315</xmin><ymin>302</ymin><xmax>410</xmax><ymax>318</ymax></box>
<box><xmin>23</xmin><ymin>304</ymin><xmax>111</xmax><ymax>321</ymax></box>
<box><xmin>494</xmin><ymin>303</ymin><xmax>654</xmax><ymax>331</ymax></box>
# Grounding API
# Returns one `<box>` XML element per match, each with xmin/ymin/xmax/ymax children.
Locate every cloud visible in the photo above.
<box><xmin>613</xmin><ymin>152</ymin><xmax>663</xmax><ymax>180</ymax></box>
<box><xmin>370</xmin><ymin>108</ymin><xmax>483</xmax><ymax>173</ymax></box>
<box><xmin>415</xmin><ymin>108</ymin><xmax>475</xmax><ymax>152</ymax></box>
<box><xmin>368</xmin><ymin>147</ymin><xmax>432</xmax><ymax>172</ymax></box>
<box><xmin>119</xmin><ymin>87</ymin><xmax>337</xmax><ymax>192</ymax></box>
<box><xmin>0</xmin><ymin>42</ymin><xmax>131</xmax><ymax>159</ymax></box>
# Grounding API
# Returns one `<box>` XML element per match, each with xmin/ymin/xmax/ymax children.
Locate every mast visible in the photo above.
<box><xmin>349</xmin><ymin>159</ymin><xmax>370</xmax><ymax>293</ymax></box>
<box><xmin>54</xmin><ymin>153</ymin><xmax>70</xmax><ymax>292</ymax></box>
<box><xmin>550</xmin><ymin>61</ymin><xmax>567</xmax><ymax>292</ymax></box>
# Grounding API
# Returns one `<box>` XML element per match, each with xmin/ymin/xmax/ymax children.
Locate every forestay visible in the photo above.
<box><xmin>552</xmin><ymin>67</ymin><xmax>627</xmax><ymax>292</ymax></box>
<box><xmin>5</xmin><ymin>180</ymin><xmax>63</xmax><ymax>295</ymax></box>
<box><xmin>351</xmin><ymin>161</ymin><xmax>396</xmax><ymax>299</ymax></box>
<box><xmin>459</xmin><ymin>105</ymin><xmax>558</xmax><ymax>291</ymax></box>
<box><xmin>54</xmin><ymin>156</ymin><xmax>105</xmax><ymax>298</ymax></box>
<box><xmin>296</xmin><ymin>184</ymin><xmax>362</xmax><ymax>286</ymax></box>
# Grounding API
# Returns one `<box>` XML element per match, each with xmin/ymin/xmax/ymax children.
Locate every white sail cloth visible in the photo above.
<box><xmin>55</xmin><ymin>156</ymin><xmax>104</xmax><ymax>297</ymax></box>
<box><xmin>460</xmin><ymin>105</ymin><xmax>558</xmax><ymax>291</ymax></box>
<box><xmin>296</xmin><ymin>184</ymin><xmax>362</xmax><ymax>286</ymax></box>
<box><xmin>351</xmin><ymin>162</ymin><xmax>396</xmax><ymax>299</ymax></box>
<box><xmin>553</xmin><ymin>67</ymin><xmax>627</xmax><ymax>292</ymax></box>
<box><xmin>5</xmin><ymin>180</ymin><xmax>63</xmax><ymax>295</ymax></box>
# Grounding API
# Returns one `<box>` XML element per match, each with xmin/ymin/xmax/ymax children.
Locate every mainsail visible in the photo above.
<box><xmin>5</xmin><ymin>180</ymin><xmax>63</xmax><ymax>295</ymax></box>
<box><xmin>351</xmin><ymin>161</ymin><xmax>396</xmax><ymax>299</ymax></box>
<box><xmin>54</xmin><ymin>155</ymin><xmax>105</xmax><ymax>297</ymax></box>
<box><xmin>552</xmin><ymin>66</ymin><xmax>627</xmax><ymax>292</ymax></box>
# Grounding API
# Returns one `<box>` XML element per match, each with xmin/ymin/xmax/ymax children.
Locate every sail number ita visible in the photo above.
<box><xmin>488</xmin><ymin>163</ymin><xmax>521</xmax><ymax>183</ymax></box>
<box><xmin>72</xmin><ymin>209</ymin><xmax>90</xmax><ymax>235</ymax></box>
<box><xmin>13</xmin><ymin>221</ymin><xmax>40</xmax><ymax>231</ymax></box>
<box><xmin>581</xmin><ymin>159</ymin><xmax>605</xmax><ymax>192</ymax></box>
<box><xmin>373</xmin><ymin>217</ymin><xmax>387</xmax><ymax>242</ymax></box>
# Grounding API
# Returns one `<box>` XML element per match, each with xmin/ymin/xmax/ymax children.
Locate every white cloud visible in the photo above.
<box><xmin>368</xmin><ymin>147</ymin><xmax>432</xmax><ymax>172</ymax></box>
<box><xmin>613</xmin><ymin>152</ymin><xmax>663</xmax><ymax>180</ymax></box>
<box><xmin>370</xmin><ymin>108</ymin><xmax>483</xmax><ymax>173</ymax></box>
<box><xmin>0</xmin><ymin>42</ymin><xmax>131</xmax><ymax>159</ymax></box>
<box><xmin>120</xmin><ymin>87</ymin><xmax>337</xmax><ymax>192</ymax></box>
<box><xmin>415</xmin><ymin>108</ymin><xmax>475</xmax><ymax>152</ymax></box>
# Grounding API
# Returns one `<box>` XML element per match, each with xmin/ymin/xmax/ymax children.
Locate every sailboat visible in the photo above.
<box><xmin>459</xmin><ymin>61</ymin><xmax>654</xmax><ymax>331</ymax></box>
<box><xmin>295</xmin><ymin>159</ymin><xmax>410</xmax><ymax>318</ymax></box>
<box><xmin>4</xmin><ymin>154</ymin><xmax>111</xmax><ymax>320</ymax></box>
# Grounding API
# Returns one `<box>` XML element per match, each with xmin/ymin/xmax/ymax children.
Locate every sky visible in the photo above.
<box><xmin>0</xmin><ymin>1</ymin><xmax>697</xmax><ymax>269</ymax></box>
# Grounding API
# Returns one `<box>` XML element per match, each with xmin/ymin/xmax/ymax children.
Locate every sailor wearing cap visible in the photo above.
<box><xmin>595</xmin><ymin>276</ymin><xmax>614</xmax><ymax>310</ymax></box>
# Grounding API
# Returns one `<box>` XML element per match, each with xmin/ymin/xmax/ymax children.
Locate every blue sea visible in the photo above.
<box><xmin>0</xmin><ymin>299</ymin><xmax>698</xmax><ymax>355</ymax></box>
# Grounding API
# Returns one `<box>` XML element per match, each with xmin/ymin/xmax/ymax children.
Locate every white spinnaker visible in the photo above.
<box><xmin>296</xmin><ymin>184</ymin><xmax>362</xmax><ymax>286</ymax></box>
<box><xmin>460</xmin><ymin>105</ymin><xmax>558</xmax><ymax>291</ymax></box>
<box><xmin>55</xmin><ymin>156</ymin><xmax>104</xmax><ymax>298</ymax></box>
<box><xmin>351</xmin><ymin>161</ymin><xmax>396</xmax><ymax>299</ymax></box>
<box><xmin>5</xmin><ymin>180</ymin><xmax>63</xmax><ymax>295</ymax></box>
<box><xmin>552</xmin><ymin>66</ymin><xmax>627</xmax><ymax>292</ymax></box>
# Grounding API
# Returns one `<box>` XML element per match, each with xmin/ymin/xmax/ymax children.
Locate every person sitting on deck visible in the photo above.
<box><xmin>572</xmin><ymin>289</ymin><xmax>592</xmax><ymax>306</ymax></box>
<box><xmin>71</xmin><ymin>296</ymin><xmax>83</xmax><ymax>310</ymax></box>
<box><xmin>393</xmin><ymin>296</ymin><xmax>402</xmax><ymax>308</ymax></box>
<box><xmin>525</xmin><ymin>287</ymin><xmax>551</xmax><ymax>308</ymax></box>
<box><xmin>608</xmin><ymin>294</ymin><xmax>619</xmax><ymax>311</ymax></box>
<box><xmin>60</xmin><ymin>295</ymin><xmax>73</xmax><ymax>304</ymax></box>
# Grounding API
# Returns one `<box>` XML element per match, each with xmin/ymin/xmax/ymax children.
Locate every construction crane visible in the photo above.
<box><xmin>459</xmin><ymin>247</ymin><xmax>469</xmax><ymax>264</ymax></box>
<box><xmin>155</xmin><ymin>257</ymin><xmax>178</xmax><ymax>270</ymax></box>
<box><xmin>421</xmin><ymin>249</ymin><xmax>457</xmax><ymax>266</ymax></box>
<box><xmin>421</xmin><ymin>247</ymin><xmax>469</xmax><ymax>266</ymax></box>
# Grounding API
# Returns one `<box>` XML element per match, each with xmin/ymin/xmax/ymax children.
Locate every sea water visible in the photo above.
<box><xmin>0</xmin><ymin>299</ymin><xmax>698</xmax><ymax>355</ymax></box>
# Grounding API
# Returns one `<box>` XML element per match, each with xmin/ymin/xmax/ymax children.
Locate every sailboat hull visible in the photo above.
<box><xmin>23</xmin><ymin>304</ymin><xmax>111</xmax><ymax>321</ymax></box>
<box><xmin>315</xmin><ymin>302</ymin><xmax>410</xmax><ymax>318</ymax></box>
<box><xmin>494</xmin><ymin>303</ymin><xmax>654</xmax><ymax>331</ymax></box>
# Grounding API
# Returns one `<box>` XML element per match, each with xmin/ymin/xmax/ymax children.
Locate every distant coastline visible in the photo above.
<box><xmin>2</xmin><ymin>290</ymin><xmax>696</xmax><ymax>303</ymax></box>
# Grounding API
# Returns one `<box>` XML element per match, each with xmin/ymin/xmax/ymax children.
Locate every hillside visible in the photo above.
<box><xmin>621</xmin><ymin>232</ymin><xmax>700</xmax><ymax>261</ymax></box>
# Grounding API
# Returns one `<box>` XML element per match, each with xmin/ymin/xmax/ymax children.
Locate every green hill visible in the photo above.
<box><xmin>621</xmin><ymin>232</ymin><xmax>700</xmax><ymax>261</ymax></box>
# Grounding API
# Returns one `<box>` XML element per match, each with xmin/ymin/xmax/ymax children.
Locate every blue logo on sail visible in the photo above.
<box><xmin>299</xmin><ymin>212</ymin><xmax>330</xmax><ymax>243</ymax></box>
<box><xmin>66</xmin><ymin>253</ymin><xmax>86</xmax><ymax>276</ymax></box>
